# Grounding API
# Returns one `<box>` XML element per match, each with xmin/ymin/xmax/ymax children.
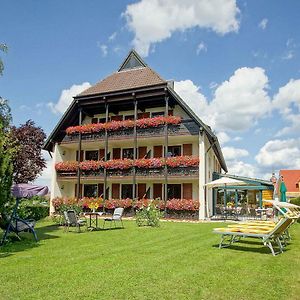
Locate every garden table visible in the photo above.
<box><xmin>83</xmin><ymin>212</ymin><xmax>104</xmax><ymax>231</ymax></box>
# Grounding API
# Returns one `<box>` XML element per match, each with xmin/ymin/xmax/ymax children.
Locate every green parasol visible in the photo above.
<box><xmin>280</xmin><ymin>181</ymin><xmax>287</xmax><ymax>202</ymax></box>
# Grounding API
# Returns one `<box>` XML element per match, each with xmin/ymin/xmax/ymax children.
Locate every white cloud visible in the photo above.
<box><xmin>258</xmin><ymin>18</ymin><xmax>268</xmax><ymax>30</ymax></box>
<box><xmin>273</xmin><ymin>79</ymin><xmax>300</xmax><ymax>135</ymax></box>
<box><xmin>216</xmin><ymin>131</ymin><xmax>230</xmax><ymax>145</ymax></box>
<box><xmin>34</xmin><ymin>151</ymin><xmax>53</xmax><ymax>188</ymax></box>
<box><xmin>282</xmin><ymin>50</ymin><xmax>294</xmax><ymax>60</ymax></box>
<box><xmin>97</xmin><ymin>43</ymin><xmax>108</xmax><ymax>57</ymax></box>
<box><xmin>124</xmin><ymin>0</ymin><xmax>240</xmax><ymax>56</ymax></box>
<box><xmin>209</xmin><ymin>81</ymin><xmax>218</xmax><ymax>89</ymax></box>
<box><xmin>196</xmin><ymin>42</ymin><xmax>207</xmax><ymax>55</ymax></box>
<box><xmin>48</xmin><ymin>82</ymin><xmax>91</xmax><ymax>114</ymax></box>
<box><xmin>109</xmin><ymin>32</ymin><xmax>117</xmax><ymax>42</ymax></box>
<box><xmin>227</xmin><ymin>160</ymin><xmax>256</xmax><ymax>177</ymax></box>
<box><xmin>222</xmin><ymin>146</ymin><xmax>249</xmax><ymax>160</ymax></box>
<box><xmin>174</xmin><ymin>79</ymin><xmax>209</xmax><ymax>118</ymax></box>
<box><xmin>210</xmin><ymin>67</ymin><xmax>271</xmax><ymax>131</ymax></box>
<box><xmin>175</xmin><ymin>67</ymin><xmax>272</xmax><ymax>133</ymax></box>
<box><xmin>255</xmin><ymin>138</ymin><xmax>300</xmax><ymax>169</ymax></box>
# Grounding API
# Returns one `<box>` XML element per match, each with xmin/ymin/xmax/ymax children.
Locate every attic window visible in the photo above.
<box><xmin>121</xmin><ymin>56</ymin><xmax>143</xmax><ymax>70</ymax></box>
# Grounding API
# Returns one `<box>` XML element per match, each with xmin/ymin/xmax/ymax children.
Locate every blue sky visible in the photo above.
<box><xmin>1</xmin><ymin>0</ymin><xmax>300</xmax><ymax>186</ymax></box>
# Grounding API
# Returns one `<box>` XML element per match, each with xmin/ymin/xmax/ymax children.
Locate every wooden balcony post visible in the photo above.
<box><xmin>133</xmin><ymin>94</ymin><xmax>137</xmax><ymax>201</ymax></box>
<box><xmin>164</xmin><ymin>91</ymin><xmax>169</xmax><ymax>211</ymax></box>
<box><xmin>76</xmin><ymin>105</ymin><xmax>82</xmax><ymax>199</ymax></box>
<box><xmin>103</xmin><ymin>98</ymin><xmax>108</xmax><ymax>210</ymax></box>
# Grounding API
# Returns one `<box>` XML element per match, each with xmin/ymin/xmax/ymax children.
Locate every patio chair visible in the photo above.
<box><xmin>103</xmin><ymin>207</ymin><xmax>124</xmax><ymax>229</ymax></box>
<box><xmin>64</xmin><ymin>210</ymin><xmax>86</xmax><ymax>232</ymax></box>
<box><xmin>213</xmin><ymin>217</ymin><xmax>294</xmax><ymax>256</ymax></box>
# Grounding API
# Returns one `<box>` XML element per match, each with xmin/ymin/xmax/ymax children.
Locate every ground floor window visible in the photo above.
<box><xmin>84</xmin><ymin>184</ymin><xmax>98</xmax><ymax>198</ymax></box>
<box><xmin>121</xmin><ymin>184</ymin><xmax>133</xmax><ymax>199</ymax></box>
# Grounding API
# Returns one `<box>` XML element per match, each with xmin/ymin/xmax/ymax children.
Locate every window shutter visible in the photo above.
<box><xmin>76</xmin><ymin>150</ymin><xmax>84</xmax><ymax>162</ymax></box>
<box><xmin>138</xmin><ymin>147</ymin><xmax>147</xmax><ymax>159</ymax></box>
<box><xmin>111</xmin><ymin>115</ymin><xmax>123</xmax><ymax>121</ymax></box>
<box><xmin>138</xmin><ymin>112</ymin><xmax>150</xmax><ymax>119</ymax></box>
<box><xmin>112</xmin><ymin>184</ymin><xmax>120</xmax><ymax>199</ymax></box>
<box><xmin>98</xmin><ymin>184</ymin><xmax>104</xmax><ymax>197</ymax></box>
<box><xmin>138</xmin><ymin>183</ymin><xmax>147</xmax><ymax>199</ymax></box>
<box><xmin>153</xmin><ymin>183</ymin><xmax>162</xmax><ymax>199</ymax></box>
<box><xmin>183</xmin><ymin>183</ymin><xmax>192</xmax><ymax>199</ymax></box>
<box><xmin>153</xmin><ymin>145</ymin><xmax>163</xmax><ymax>158</ymax></box>
<box><xmin>183</xmin><ymin>144</ymin><xmax>193</xmax><ymax>156</ymax></box>
<box><xmin>113</xmin><ymin>148</ymin><xmax>121</xmax><ymax>159</ymax></box>
<box><xmin>99</xmin><ymin>149</ymin><xmax>105</xmax><ymax>160</ymax></box>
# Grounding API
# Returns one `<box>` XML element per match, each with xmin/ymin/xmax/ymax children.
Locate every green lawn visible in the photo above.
<box><xmin>1</xmin><ymin>220</ymin><xmax>300</xmax><ymax>300</ymax></box>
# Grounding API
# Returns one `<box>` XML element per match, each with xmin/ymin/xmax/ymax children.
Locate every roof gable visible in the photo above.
<box><xmin>118</xmin><ymin>49</ymin><xmax>147</xmax><ymax>71</ymax></box>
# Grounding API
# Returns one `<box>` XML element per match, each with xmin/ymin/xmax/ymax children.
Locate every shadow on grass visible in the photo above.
<box><xmin>212</xmin><ymin>242</ymin><xmax>290</xmax><ymax>255</ymax></box>
<box><xmin>0</xmin><ymin>223</ymin><xmax>60</xmax><ymax>257</ymax></box>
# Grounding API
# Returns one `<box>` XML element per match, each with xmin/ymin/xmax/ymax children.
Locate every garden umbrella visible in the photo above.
<box><xmin>205</xmin><ymin>177</ymin><xmax>246</xmax><ymax>188</ymax></box>
<box><xmin>11</xmin><ymin>183</ymin><xmax>49</xmax><ymax>198</ymax></box>
<box><xmin>205</xmin><ymin>177</ymin><xmax>247</xmax><ymax>208</ymax></box>
<box><xmin>280</xmin><ymin>181</ymin><xmax>287</xmax><ymax>202</ymax></box>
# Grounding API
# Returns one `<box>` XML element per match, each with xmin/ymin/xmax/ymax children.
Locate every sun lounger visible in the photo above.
<box><xmin>213</xmin><ymin>217</ymin><xmax>294</xmax><ymax>256</ymax></box>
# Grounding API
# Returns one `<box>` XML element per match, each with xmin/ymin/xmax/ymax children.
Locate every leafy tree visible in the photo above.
<box><xmin>0</xmin><ymin>120</ymin><xmax>14</xmax><ymax>226</ymax></box>
<box><xmin>11</xmin><ymin>120</ymin><xmax>46</xmax><ymax>183</ymax></box>
<box><xmin>0</xmin><ymin>97</ymin><xmax>12</xmax><ymax>130</ymax></box>
<box><xmin>0</xmin><ymin>43</ymin><xmax>8</xmax><ymax>76</ymax></box>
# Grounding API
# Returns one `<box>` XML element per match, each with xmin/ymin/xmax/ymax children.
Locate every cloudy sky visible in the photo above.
<box><xmin>1</xmin><ymin>0</ymin><xmax>300</xmax><ymax>187</ymax></box>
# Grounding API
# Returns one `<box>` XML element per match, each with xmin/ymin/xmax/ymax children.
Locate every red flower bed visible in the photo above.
<box><xmin>55</xmin><ymin>156</ymin><xmax>199</xmax><ymax>173</ymax></box>
<box><xmin>134</xmin><ymin>158</ymin><xmax>164</xmax><ymax>169</ymax></box>
<box><xmin>166</xmin><ymin>156</ymin><xmax>199</xmax><ymax>168</ymax></box>
<box><xmin>105</xmin><ymin>198</ymin><xmax>133</xmax><ymax>209</ymax></box>
<box><xmin>66</xmin><ymin>116</ymin><xmax>181</xmax><ymax>135</ymax></box>
<box><xmin>52</xmin><ymin>197</ymin><xmax>199</xmax><ymax>213</ymax></box>
<box><xmin>104</xmin><ymin>159</ymin><xmax>133</xmax><ymax>170</ymax></box>
<box><xmin>55</xmin><ymin>161</ymin><xmax>78</xmax><ymax>172</ymax></box>
<box><xmin>166</xmin><ymin>199</ymin><xmax>199</xmax><ymax>211</ymax></box>
<box><xmin>79</xmin><ymin>160</ymin><xmax>104</xmax><ymax>171</ymax></box>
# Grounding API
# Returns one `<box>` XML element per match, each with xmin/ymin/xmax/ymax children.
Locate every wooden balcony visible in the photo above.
<box><xmin>61</xmin><ymin>119</ymin><xmax>199</xmax><ymax>144</ymax></box>
<box><xmin>57</xmin><ymin>166</ymin><xmax>198</xmax><ymax>179</ymax></box>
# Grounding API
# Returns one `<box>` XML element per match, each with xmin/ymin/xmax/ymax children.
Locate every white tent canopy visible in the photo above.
<box><xmin>205</xmin><ymin>177</ymin><xmax>247</xmax><ymax>188</ymax></box>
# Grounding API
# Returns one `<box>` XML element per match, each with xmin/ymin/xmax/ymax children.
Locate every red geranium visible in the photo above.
<box><xmin>66</xmin><ymin>116</ymin><xmax>181</xmax><ymax>135</ymax></box>
<box><xmin>55</xmin><ymin>161</ymin><xmax>78</xmax><ymax>172</ymax></box>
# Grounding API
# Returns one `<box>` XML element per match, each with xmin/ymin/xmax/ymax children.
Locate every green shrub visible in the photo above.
<box><xmin>135</xmin><ymin>200</ymin><xmax>163</xmax><ymax>227</ymax></box>
<box><xmin>290</xmin><ymin>197</ymin><xmax>300</xmax><ymax>206</ymax></box>
<box><xmin>18</xmin><ymin>196</ymin><xmax>49</xmax><ymax>221</ymax></box>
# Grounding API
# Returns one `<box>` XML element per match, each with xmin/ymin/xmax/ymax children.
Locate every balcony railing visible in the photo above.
<box><xmin>56</xmin><ymin>156</ymin><xmax>199</xmax><ymax>178</ymax></box>
<box><xmin>61</xmin><ymin>117</ymin><xmax>199</xmax><ymax>143</ymax></box>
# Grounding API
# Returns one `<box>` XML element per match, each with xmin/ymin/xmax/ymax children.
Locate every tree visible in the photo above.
<box><xmin>0</xmin><ymin>119</ymin><xmax>14</xmax><ymax>225</ymax></box>
<box><xmin>11</xmin><ymin>120</ymin><xmax>46</xmax><ymax>183</ymax></box>
<box><xmin>0</xmin><ymin>43</ymin><xmax>8</xmax><ymax>76</ymax></box>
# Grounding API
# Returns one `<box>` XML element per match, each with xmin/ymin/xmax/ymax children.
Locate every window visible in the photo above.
<box><xmin>152</xmin><ymin>110</ymin><xmax>173</xmax><ymax>117</ymax></box>
<box><xmin>91</xmin><ymin>118</ymin><xmax>98</xmax><ymax>124</ymax></box>
<box><xmin>121</xmin><ymin>184</ymin><xmax>133</xmax><ymax>199</ymax></box>
<box><xmin>99</xmin><ymin>117</ymin><xmax>109</xmax><ymax>124</ymax></box>
<box><xmin>85</xmin><ymin>150</ymin><xmax>99</xmax><ymax>161</ymax></box>
<box><xmin>122</xmin><ymin>148</ymin><xmax>134</xmax><ymax>159</ymax></box>
<box><xmin>167</xmin><ymin>145</ymin><xmax>181</xmax><ymax>157</ymax></box>
<box><xmin>152</xmin><ymin>111</ymin><xmax>164</xmax><ymax>117</ymax></box>
<box><xmin>167</xmin><ymin>184</ymin><xmax>181</xmax><ymax>199</ymax></box>
<box><xmin>84</xmin><ymin>184</ymin><xmax>98</xmax><ymax>198</ymax></box>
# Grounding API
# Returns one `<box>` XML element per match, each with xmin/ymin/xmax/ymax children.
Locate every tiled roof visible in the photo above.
<box><xmin>279</xmin><ymin>170</ymin><xmax>300</xmax><ymax>192</ymax></box>
<box><xmin>78</xmin><ymin>67</ymin><xmax>166</xmax><ymax>97</ymax></box>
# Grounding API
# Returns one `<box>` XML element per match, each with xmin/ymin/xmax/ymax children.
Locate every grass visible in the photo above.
<box><xmin>1</xmin><ymin>219</ymin><xmax>300</xmax><ymax>300</ymax></box>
